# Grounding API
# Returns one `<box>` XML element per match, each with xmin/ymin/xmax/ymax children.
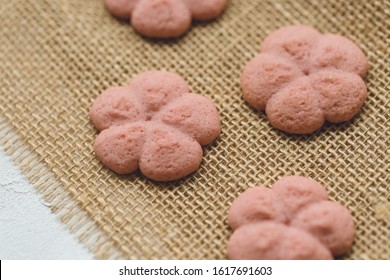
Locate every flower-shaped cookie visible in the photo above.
<box><xmin>241</xmin><ymin>25</ymin><xmax>368</xmax><ymax>134</ymax></box>
<box><xmin>89</xmin><ymin>71</ymin><xmax>221</xmax><ymax>181</ymax></box>
<box><xmin>104</xmin><ymin>0</ymin><xmax>228</xmax><ymax>38</ymax></box>
<box><xmin>227</xmin><ymin>176</ymin><xmax>355</xmax><ymax>259</ymax></box>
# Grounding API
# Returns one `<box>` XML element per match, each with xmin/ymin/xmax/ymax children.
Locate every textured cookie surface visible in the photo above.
<box><xmin>227</xmin><ymin>222</ymin><xmax>332</xmax><ymax>260</ymax></box>
<box><xmin>90</xmin><ymin>71</ymin><xmax>221</xmax><ymax>181</ymax></box>
<box><xmin>104</xmin><ymin>0</ymin><xmax>228</xmax><ymax>38</ymax></box>
<box><xmin>227</xmin><ymin>176</ymin><xmax>355</xmax><ymax>259</ymax></box>
<box><xmin>241</xmin><ymin>25</ymin><xmax>368</xmax><ymax>134</ymax></box>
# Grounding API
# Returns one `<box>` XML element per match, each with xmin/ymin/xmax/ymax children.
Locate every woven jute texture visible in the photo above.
<box><xmin>0</xmin><ymin>0</ymin><xmax>389</xmax><ymax>259</ymax></box>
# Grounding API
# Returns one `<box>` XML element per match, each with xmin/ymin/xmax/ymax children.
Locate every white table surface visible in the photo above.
<box><xmin>0</xmin><ymin>147</ymin><xmax>93</xmax><ymax>259</ymax></box>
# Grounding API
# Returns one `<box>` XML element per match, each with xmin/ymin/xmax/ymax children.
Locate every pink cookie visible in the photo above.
<box><xmin>227</xmin><ymin>222</ymin><xmax>332</xmax><ymax>260</ymax></box>
<box><xmin>227</xmin><ymin>176</ymin><xmax>355</xmax><ymax>259</ymax></box>
<box><xmin>90</xmin><ymin>71</ymin><xmax>221</xmax><ymax>181</ymax></box>
<box><xmin>104</xmin><ymin>0</ymin><xmax>228</xmax><ymax>38</ymax></box>
<box><xmin>241</xmin><ymin>25</ymin><xmax>368</xmax><ymax>134</ymax></box>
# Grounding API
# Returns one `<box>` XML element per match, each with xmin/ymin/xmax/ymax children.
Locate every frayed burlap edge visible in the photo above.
<box><xmin>0</xmin><ymin>118</ymin><xmax>124</xmax><ymax>259</ymax></box>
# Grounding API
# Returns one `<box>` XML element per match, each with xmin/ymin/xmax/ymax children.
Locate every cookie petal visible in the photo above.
<box><xmin>139</xmin><ymin>123</ymin><xmax>202</xmax><ymax>181</ymax></box>
<box><xmin>227</xmin><ymin>222</ymin><xmax>332</xmax><ymax>260</ymax></box>
<box><xmin>228</xmin><ymin>187</ymin><xmax>287</xmax><ymax>230</ymax></box>
<box><xmin>272</xmin><ymin>176</ymin><xmax>328</xmax><ymax>221</ymax></box>
<box><xmin>281</xmin><ymin>224</ymin><xmax>333</xmax><ymax>260</ymax></box>
<box><xmin>241</xmin><ymin>53</ymin><xmax>303</xmax><ymax>110</ymax></box>
<box><xmin>94</xmin><ymin>122</ymin><xmax>146</xmax><ymax>174</ymax></box>
<box><xmin>89</xmin><ymin>86</ymin><xmax>145</xmax><ymax>131</ymax></box>
<box><xmin>261</xmin><ymin>25</ymin><xmax>321</xmax><ymax>74</ymax></box>
<box><xmin>184</xmin><ymin>0</ymin><xmax>228</xmax><ymax>20</ymax></box>
<box><xmin>153</xmin><ymin>93</ymin><xmax>221</xmax><ymax>145</ymax></box>
<box><xmin>265</xmin><ymin>77</ymin><xmax>325</xmax><ymax>134</ymax></box>
<box><xmin>291</xmin><ymin>201</ymin><xmax>355</xmax><ymax>256</ymax></box>
<box><xmin>311</xmin><ymin>70</ymin><xmax>368</xmax><ymax>123</ymax></box>
<box><xmin>131</xmin><ymin>0</ymin><xmax>192</xmax><ymax>38</ymax></box>
<box><xmin>311</xmin><ymin>34</ymin><xmax>368</xmax><ymax>78</ymax></box>
<box><xmin>104</xmin><ymin>0</ymin><xmax>140</xmax><ymax>19</ymax></box>
<box><xmin>129</xmin><ymin>71</ymin><xmax>190</xmax><ymax>117</ymax></box>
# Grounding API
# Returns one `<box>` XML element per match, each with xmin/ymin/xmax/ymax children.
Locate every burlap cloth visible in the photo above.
<box><xmin>0</xmin><ymin>0</ymin><xmax>389</xmax><ymax>259</ymax></box>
